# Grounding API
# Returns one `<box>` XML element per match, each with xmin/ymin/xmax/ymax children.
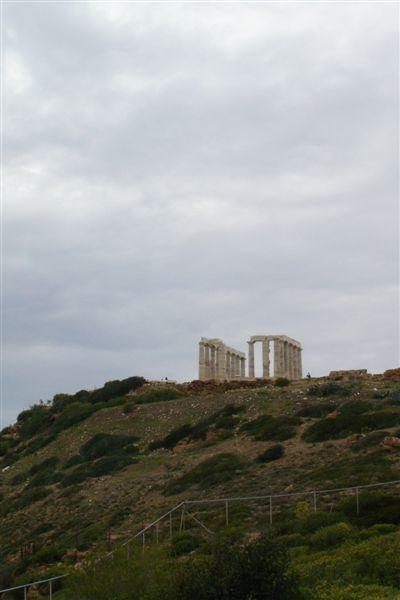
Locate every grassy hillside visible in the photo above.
<box><xmin>1</xmin><ymin>372</ymin><xmax>400</xmax><ymax>598</ymax></box>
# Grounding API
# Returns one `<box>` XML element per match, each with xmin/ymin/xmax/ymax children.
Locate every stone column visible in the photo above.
<box><xmin>217</xmin><ymin>345</ymin><xmax>226</xmax><ymax>381</ymax></box>
<box><xmin>248</xmin><ymin>342</ymin><xmax>255</xmax><ymax>378</ymax></box>
<box><xmin>240</xmin><ymin>356</ymin><xmax>246</xmax><ymax>378</ymax></box>
<box><xmin>226</xmin><ymin>353</ymin><xmax>231</xmax><ymax>381</ymax></box>
<box><xmin>273</xmin><ymin>340</ymin><xmax>280</xmax><ymax>377</ymax></box>
<box><xmin>279</xmin><ymin>341</ymin><xmax>285</xmax><ymax>377</ymax></box>
<box><xmin>199</xmin><ymin>341</ymin><xmax>206</xmax><ymax>380</ymax></box>
<box><xmin>205</xmin><ymin>344</ymin><xmax>210</xmax><ymax>379</ymax></box>
<box><xmin>210</xmin><ymin>346</ymin><xmax>216</xmax><ymax>379</ymax></box>
<box><xmin>283</xmin><ymin>341</ymin><xmax>290</xmax><ymax>378</ymax></box>
<box><xmin>262</xmin><ymin>339</ymin><xmax>270</xmax><ymax>378</ymax></box>
<box><xmin>297</xmin><ymin>347</ymin><xmax>303</xmax><ymax>379</ymax></box>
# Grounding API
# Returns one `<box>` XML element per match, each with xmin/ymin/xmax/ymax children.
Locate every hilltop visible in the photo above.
<box><xmin>1</xmin><ymin>370</ymin><xmax>400</xmax><ymax>598</ymax></box>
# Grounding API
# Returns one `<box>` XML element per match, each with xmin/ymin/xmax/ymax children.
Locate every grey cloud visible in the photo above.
<box><xmin>3</xmin><ymin>2</ymin><xmax>398</xmax><ymax>425</ymax></box>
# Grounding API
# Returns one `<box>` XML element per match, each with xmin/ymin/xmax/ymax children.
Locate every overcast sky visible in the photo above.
<box><xmin>3</xmin><ymin>1</ymin><xmax>399</xmax><ymax>426</ymax></box>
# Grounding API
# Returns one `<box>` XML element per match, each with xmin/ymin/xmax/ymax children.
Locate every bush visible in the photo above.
<box><xmin>52</xmin><ymin>402</ymin><xmax>96</xmax><ymax>433</ymax></box>
<box><xmin>13</xmin><ymin>486</ymin><xmax>51</xmax><ymax>510</ymax></box>
<box><xmin>307</xmin><ymin>383</ymin><xmax>351</xmax><ymax>397</ymax></box>
<box><xmin>302</xmin><ymin>411</ymin><xmax>400</xmax><ymax>443</ymax></box>
<box><xmin>28</xmin><ymin>456</ymin><xmax>59</xmax><ymax>476</ymax></box>
<box><xmin>241</xmin><ymin>414</ymin><xmax>300</xmax><ymax>441</ymax></box>
<box><xmin>275</xmin><ymin>378</ymin><xmax>290</xmax><ymax>387</ymax></box>
<box><xmin>166</xmin><ymin>453</ymin><xmax>247</xmax><ymax>495</ymax></box>
<box><xmin>17</xmin><ymin>405</ymin><xmax>54</xmax><ymax>438</ymax></box>
<box><xmin>256</xmin><ymin>444</ymin><xmax>284</xmax><ymax>463</ymax></box>
<box><xmin>136</xmin><ymin>387</ymin><xmax>183</xmax><ymax>405</ymax></box>
<box><xmin>296</xmin><ymin>403</ymin><xmax>337</xmax><ymax>418</ymax></box>
<box><xmin>169</xmin><ymin>533</ymin><xmax>301</xmax><ymax>600</ymax></box>
<box><xmin>123</xmin><ymin>402</ymin><xmax>135</xmax><ymax>414</ymax></box>
<box><xmin>61</xmin><ymin>454</ymin><xmax>135</xmax><ymax>487</ymax></box>
<box><xmin>149</xmin><ymin>405</ymin><xmax>246</xmax><ymax>451</ymax></box>
<box><xmin>337</xmin><ymin>492</ymin><xmax>400</xmax><ymax>526</ymax></box>
<box><xmin>310</xmin><ymin>522</ymin><xmax>351</xmax><ymax>549</ymax></box>
<box><xmin>79</xmin><ymin>433</ymin><xmax>138</xmax><ymax>460</ymax></box>
<box><xmin>295</xmin><ymin>511</ymin><xmax>346</xmax><ymax>535</ymax></box>
<box><xmin>170</xmin><ymin>532</ymin><xmax>200</xmax><ymax>557</ymax></box>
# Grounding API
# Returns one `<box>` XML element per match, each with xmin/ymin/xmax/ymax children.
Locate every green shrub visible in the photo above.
<box><xmin>136</xmin><ymin>387</ymin><xmax>183</xmax><ymax>404</ymax></box>
<box><xmin>241</xmin><ymin>414</ymin><xmax>300</xmax><ymax>441</ymax></box>
<box><xmin>170</xmin><ymin>532</ymin><xmax>200</xmax><ymax>557</ymax></box>
<box><xmin>296</xmin><ymin>403</ymin><xmax>337</xmax><ymax>418</ymax></box>
<box><xmin>337</xmin><ymin>491</ymin><xmax>400</xmax><ymax>526</ymax></box>
<box><xmin>302</xmin><ymin>411</ymin><xmax>400</xmax><ymax>443</ymax></box>
<box><xmin>61</xmin><ymin>454</ymin><xmax>135</xmax><ymax>487</ymax></box>
<box><xmin>150</xmin><ymin>405</ymin><xmax>245</xmax><ymax>451</ymax></box>
<box><xmin>350</xmin><ymin>431</ymin><xmax>389</xmax><ymax>452</ymax></box>
<box><xmin>277</xmin><ymin>533</ymin><xmax>306</xmax><ymax>548</ymax></box>
<box><xmin>79</xmin><ymin>433</ymin><xmax>138</xmax><ymax>460</ymax></box>
<box><xmin>166</xmin><ymin>453</ymin><xmax>247</xmax><ymax>495</ymax></box>
<box><xmin>13</xmin><ymin>486</ymin><xmax>51</xmax><ymax>510</ymax></box>
<box><xmin>52</xmin><ymin>402</ymin><xmax>96</xmax><ymax>433</ymax></box>
<box><xmin>307</xmin><ymin>383</ymin><xmax>351</xmax><ymax>397</ymax></box>
<box><xmin>256</xmin><ymin>444</ymin><xmax>284</xmax><ymax>463</ymax></box>
<box><xmin>123</xmin><ymin>402</ymin><xmax>135</xmax><ymax>414</ymax></box>
<box><xmin>339</xmin><ymin>400</ymin><xmax>373</xmax><ymax>416</ymax></box>
<box><xmin>28</xmin><ymin>456</ymin><xmax>59</xmax><ymax>476</ymax></box>
<box><xmin>295</xmin><ymin>511</ymin><xmax>346</xmax><ymax>535</ymax></box>
<box><xmin>310</xmin><ymin>522</ymin><xmax>351</xmax><ymax>549</ymax></box>
<box><xmin>149</xmin><ymin>423</ymin><xmax>193</xmax><ymax>451</ymax></box>
<box><xmin>275</xmin><ymin>377</ymin><xmax>290</xmax><ymax>387</ymax></box>
<box><xmin>17</xmin><ymin>404</ymin><xmax>54</xmax><ymax>438</ymax></box>
<box><xmin>169</xmin><ymin>533</ymin><xmax>300</xmax><ymax>600</ymax></box>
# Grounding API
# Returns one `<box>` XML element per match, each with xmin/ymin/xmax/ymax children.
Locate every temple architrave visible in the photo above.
<box><xmin>198</xmin><ymin>334</ymin><xmax>302</xmax><ymax>382</ymax></box>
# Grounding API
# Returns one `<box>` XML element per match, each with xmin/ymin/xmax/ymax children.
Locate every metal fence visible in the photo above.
<box><xmin>1</xmin><ymin>478</ymin><xmax>400</xmax><ymax>597</ymax></box>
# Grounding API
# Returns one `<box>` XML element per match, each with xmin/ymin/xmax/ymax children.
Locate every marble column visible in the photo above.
<box><xmin>210</xmin><ymin>346</ymin><xmax>216</xmax><ymax>379</ymax></box>
<box><xmin>199</xmin><ymin>342</ymin><xmax>206</xmax><ymax>380</ymax></box>
<box><xmin>240</xmin><ymin>356</ymin><xmax>246</xmax><ymax>378</ymax></box>
<box><xmin>262</xmin><ymin>339</ymin><xmax>270</xmax><ymax>378</ymax></box>
<box><xmin>248</xmin><ymin>342</ymin><xmax>255</xmax><ymax>378</ymax></box>
<box><xmin>298</xmin><ymin>347</ymin><xmax>303</xmax><ymax>379</ymax></box>
<box><xmin>217</xmin><ymin>345</ymin><xmax>226</xmax><ymax>381</ymax></box>
<box><xmin>205</xmin><ymin>345</ymin><xmax>210</xmax><ymax>379</ymax></box>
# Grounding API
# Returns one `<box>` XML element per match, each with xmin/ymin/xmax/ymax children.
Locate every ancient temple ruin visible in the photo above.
<box><xmin>198</xmin><ymin>334</ymin><xmax>302</xmax><ymax>381</ymax></box>
<box><xmin>198</xmin><ymin>337</ymin><xmax>246</xmax><ymax>381</ymax></box>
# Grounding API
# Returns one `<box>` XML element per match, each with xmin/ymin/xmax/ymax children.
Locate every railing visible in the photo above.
<box><xmin>1</xmin><ymin>478</ymin><xmax>400</xmax><ymax>597</ymax></box>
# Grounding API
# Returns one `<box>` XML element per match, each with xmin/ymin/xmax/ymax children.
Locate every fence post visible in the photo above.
<box><xmin>24</xmin><ymin>586</ymin><xmax>28</xmax><ymax>600</ymax></box>
<box><xmin>169</xmin><ymin>512</ymin><xmax>173</xmax><ymax>538</ymax></box>
<box><xmin>142</xmin><ymin>532</ymin><xmax>145</xmax><ymax>553</ymax></box>
<box><xmin>269</xmin><ymin>497</ymin><xmax>273</xmax><ymax>525</ymax></box>
<box><xmin>356</xmin><ymin>488</ymin><xmax>360</xmax><ymax>515</ymax></box>
<box><xmin>313</xmin><ymin>491</ymin><xmax>317</xmax><ymax>513</ymax></box>
<box><xmin>156</xmin><ymin>523</ymin><xmax>159</xmax><ymax>544</ymax></box>
<box><xmin>179</xmin><ymin>505</ymin><xmax>186</xmax><ymax>532</ymax></box>
<box><xmin>49</xmin><ymin>579</ymin><xmax>53</xmax><ymax>600</ymax></box>
<box><xmin>225</xmin><ymin>501</ymin><xmax>229</xmax><ymax>526</ymax></box>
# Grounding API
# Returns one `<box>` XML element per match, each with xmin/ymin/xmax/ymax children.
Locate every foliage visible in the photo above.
<box><xmin>307</xmin><ymin>383</ymin><xmax>352</xmax><ymax>397</ymax></box>
<box><xmin>294</xmin><ymin>501</ymin><xmax>310</xmax><ymax>519</ymax></box>
<box><xmin>123</xmin><ymin>402</ymin><xmax>135</xmax><ymax>414</ymax></box>
<box><xmin>52</xmin><ymin>403</ymin><xmax>97</xmax><ymax>433</ymax></box>
<box><xmin>275</xmin><ymin>378</ymin><xmax>290</xmax><ymax>387</ymax></box>
<box><xmin>309</xmin><ymin>522</ymin><xmax>351</xmax><ymax>549</ymax></box>
<box><xmin>149</xmin><ymin>405</ymin><xmax>245</xmax><ymax>450</ymax></box>
<box><xmin>256</xmin><ymin>444</ymin><xmax>284</xmax><ymax>463</ymax></box>
<box><xmin>136</xmin><ymin>387</ymin><xmax>183</xmax><ymax>405</ymax></box>
<box><xmin>296</xmin><ymin>402</ymin><xmax>337</xmax><ymax>418</ymax></box>
<box><xmin>241</xmin><ymin>414</ymin><xmax>300</xmax><ymax>441</ymax></box>
<box><xmin>79</xmin><ymin>433</ymin><xmax>138</xmax><ymax>461</ymax></box>
<box><xmin>337</xmin><ymin>491</ymin><xmax>400</xmax><ymax>526</ymax></box>
<box><xmin>17</xmin><ymin>404</ymin><xmax>54</xmax><ymax>438</ymax></box>
<box><xmin>166</xmin><ymin>453</ymin><xmax>247</xmax><ymax>495</ymax></box>
<box><xmin>170</xmin><ymin>532</ymin><xmax>200</xmax><ymax>557</ymax></box>
<box><xmin>168</xmin><ymin>533</ymin><xmax>301</xmax><ymax>600</ymax></box>
<box><xmin>302</xmin><ymin>410</ymin><xmax>400</xmax><ymax>443</ymax></box>
<box><xmin>61</xmin><ymin>455</ymin><xmax>135</xmax><ymax>487</ymax></box>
